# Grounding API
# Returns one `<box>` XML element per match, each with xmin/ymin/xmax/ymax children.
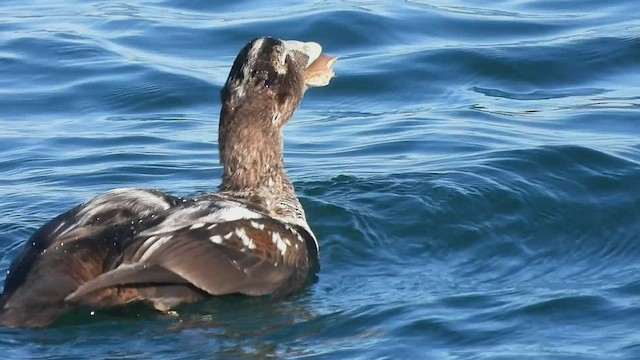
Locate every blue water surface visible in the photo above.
<box><xmin>1</xmin><ymin>0</ymin><xmax>640</xmax><ymax>358</ymax></box>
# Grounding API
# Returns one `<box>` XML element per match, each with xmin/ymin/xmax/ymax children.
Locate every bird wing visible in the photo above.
<box><xmin>66</xmin><ymin>200</ymin><xmax>313</xmax><ymax>304</ymax></box>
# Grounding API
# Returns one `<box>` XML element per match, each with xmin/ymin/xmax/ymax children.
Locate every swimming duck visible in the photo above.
<box><xmin>0</xmin><ymin>37</ymin><xmax>336</xmax><ymax>327</ymax></box>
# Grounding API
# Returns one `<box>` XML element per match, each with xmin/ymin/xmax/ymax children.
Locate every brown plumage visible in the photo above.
<box><xmin>0</xmin><ymin>37</ymin><xmax>335</xmax><ymax>327</ymax></box>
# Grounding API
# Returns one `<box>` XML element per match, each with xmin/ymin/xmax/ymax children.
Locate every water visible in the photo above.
<box><xmin>1</xmin><ymin>0</ymin><xmax>640</xmax><ymax>358</ymax></box>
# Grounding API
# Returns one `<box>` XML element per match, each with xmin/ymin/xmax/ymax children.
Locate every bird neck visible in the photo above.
<box><xmin>218</xmin><ymin>103</ymin><xmax>291</xmax><ymax>195</ymax></box>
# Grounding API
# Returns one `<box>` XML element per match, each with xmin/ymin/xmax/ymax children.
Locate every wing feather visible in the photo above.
<box><xmin>67</xmin><ymin>216</ymin><xmax>312</xmax><ymax>300</ymax></box>
<box><xmin>0</xmin><ymin>189</ymin><xmax>182</xmax><ymax>327</ymax></box>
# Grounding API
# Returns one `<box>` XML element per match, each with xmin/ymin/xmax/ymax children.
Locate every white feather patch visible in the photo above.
<box><xmin>210</xmin><ymin>235</ymin><xmax>223</xmax><ymax>244</ymax></box>
<box><xmin>271</xmin><ymin>232</ymin><xmax>288</xmax><ymax>256</ymax></box>
<box><xmin>139</xmin><ymin>235</ymin><xmax>173</xmax><ymax>262</ymax></box>
<box><xmin>250</xmin><ymin>221</ymin><xmax>265</xmax><ymax>230</ymax></box>
<box><xmin>77</xmin><ymin>188</ymin><xmax>173</xmax><ymax>225</ymax></box>
<box><xmin>235</xmin><ymin>228</ymin><xmax>256</xmax><ymax>250</ymax></box>
<box><xmin>209</xmin><ymin>206</ymin><xmax>263</xmax><ymax>223</ymax></box>
<box><xmin>140</xmin><ymin>201</ymin><xmax>262</xmax><ymax>236</ymax></box>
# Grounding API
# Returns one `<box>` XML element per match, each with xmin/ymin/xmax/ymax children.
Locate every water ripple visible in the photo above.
<box><xmin>1</xmin><ymin>0</ymin><xmax>640</xmax><ymax>358</ymax></box>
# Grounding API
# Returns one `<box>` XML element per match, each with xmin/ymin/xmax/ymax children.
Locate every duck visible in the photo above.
<box><xmin>0</xmin><ymin>37</ymin><xmax>337</xmax><ymax>328</ymax></box>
